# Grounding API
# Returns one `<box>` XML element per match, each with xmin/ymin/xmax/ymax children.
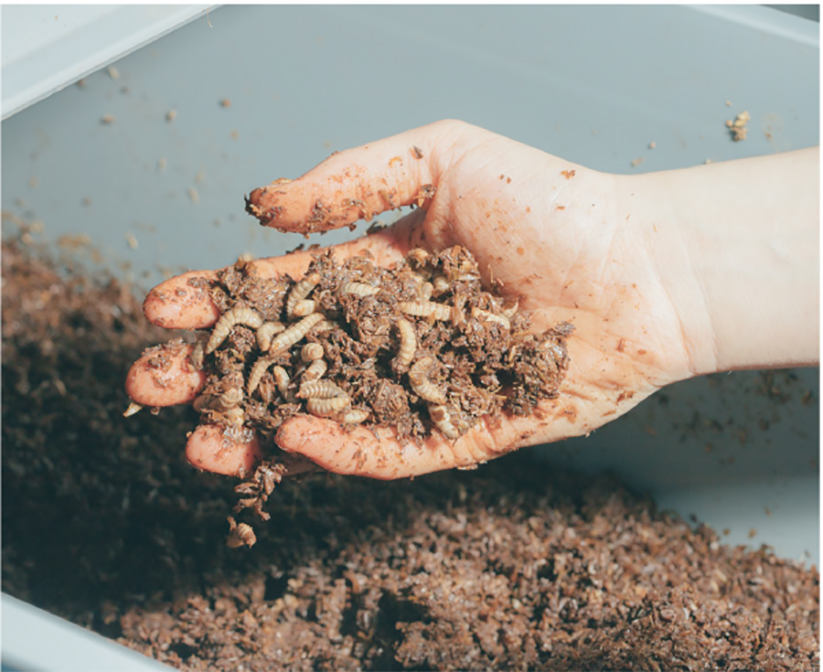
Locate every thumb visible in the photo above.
<box><xmin>245</xmin><ymin>119</ymin><xmax>476</xmax><ymax>234</ymax></box>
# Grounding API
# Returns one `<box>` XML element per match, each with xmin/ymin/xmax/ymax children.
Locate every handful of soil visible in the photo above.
<box><xmin>173</xmin><ymin>245</ymin><xmax>572</xmax><ymax>446</ymax></box>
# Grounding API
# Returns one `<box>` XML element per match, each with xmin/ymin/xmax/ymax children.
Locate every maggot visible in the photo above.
<box><xmin>268</xmin><ymin>313</ymin><xmax>325</xmax><ymax>355</ymax></box>
<box><xmin>206</xmin><ymin>306</ymin><xmax>264</xmax><ymax>354</ymax></box>
<box><xmin>247</xmin><ymin>354</ymin><xmax>278</xmax><ymax>395</ymax></box>
<box><xmin>214</xmin><ymin>386</ymin><xmax>244</xmax><ymax>411</ymax></box>
<box><xmin>393</xmin><ymin>318</ymin><xmax>417</xmax><ymax>371</ymax></box>
<box><xmin>471</xmin><ymin>307</ymin><xmax>511</xmax><ymax>329</ymax></box>
<box><xmin>398</xmin><ymin>301</ymin><xmax>452</xmax><ymax>321</ymax></box>
<box><xmin>341</xmin><ymin>408</ymin><xmax>369</xmax><ymax>424</ymax></box>
<box><xmin>272</xmin><ymin>366</ymin><xmax>297</xmax><ymax>402</ymax></box>
<box><xmin>290</xmin><ymin>299</ymin><xmax>317</xmax><ymax>317</ymax></box>
<box><xmin>408</xmin><ymin>356</ymin><xmax>447</xmax><ymax>404</ymax></box>
<box><xmin>417</xmin><ymin>282</ymin><xmax>433</xmax><ymax>301</ymax></box>
<box><xmin>223</xmin><ymin>407</ymin><xmax>245</xmax><ymax>427</ymax></box>
<box><xmin>339</xmin><ymin>281</ymin><xmax>380</xmax><ymax>297</ymax></box>
<box><xmin>298</xmin><ymin>379</ymin><xmax>347</xmax><ymax>400</ymax></box>
<box><xmin>189</xmin><ymin>341</ymin><xmax>205</xmax><ymax>370</ymax></box>
<box><xmin>286</xmin><ymin>272</ymin><xmax>320</xmax><ymax>318</ymax></box>
<box><xmin>256</xmin><ymin>322</ymin><xmax>285</xmax><ymax>351</ymax></box>
<box><xmin>306</xmin><ymin>395</ymin><xmax>351</xmax><ymax>417</ymax></box>
<box><xmin>428</xmin><ymin>404</ymin><xmax>460</xmax><ymax>440</ymax></box>
<box><xmin>431</xmin><ymin>274</ymin><xmax>450</xmax><ymax>296</ymax></box>
<box><xmin>301</xmin><ymin>343</ymin><xmax>324</xmax><ymax>362</ymax></box>
<box><xmin>302</xmin><ymin>359</ymin><xmax>328</xmax><ymax>382</ymax></box>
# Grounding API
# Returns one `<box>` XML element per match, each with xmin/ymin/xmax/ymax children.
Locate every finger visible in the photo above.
<box><xmin>125</xmin><ymin>342</ymin><xmax>205</xmax><ymax>406</ymax></box>
<box><xmin>186</xmin><ymin>425</ymin><xmax>262</xmax><ymax>477</ymax></box>
<box><xmin>245</xmin><ymin>119</ymin><xmax>471</xmax><ymax>234</ymax></box>
<box><xmin>275</xmin><ymin>394</ymin><xmax>581</xmax><ymax>480</ymax></box>
<box><xmin>142</xmin><ymin>216</ymin><xmax>418</xmax><ymax>331</ymax></box>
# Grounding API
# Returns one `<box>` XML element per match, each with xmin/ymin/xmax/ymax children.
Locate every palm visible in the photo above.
<box><xmin>128</xmin><ymin>121</ymin><xmax>693</xmax><ymax>479</ymax></box>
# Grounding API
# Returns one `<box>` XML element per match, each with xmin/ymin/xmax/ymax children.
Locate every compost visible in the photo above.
<box><xmin>2</xmin><ymin>240</ymin><xmax>819</xmax><ymax>671</ymax></box>
<box><xmin>143</xmin><ymin>245</ymin><xmax>571</xmax><ymax>447</ymax></box>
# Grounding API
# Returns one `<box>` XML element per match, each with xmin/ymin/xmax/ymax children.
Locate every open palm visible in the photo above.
<box><xmin>127</xmin><ymin>120</ymin><xmax>699</xmax><ymax>479</ymax></box>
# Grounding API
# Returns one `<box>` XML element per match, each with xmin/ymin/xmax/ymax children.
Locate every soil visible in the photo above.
<box><xmin>172</xmin><ymin>246</ymin><xmax>572</xmax><ymax>447</ymax></box>
<box><xmin>2</xmin><ymin>239</ymin><xmax>819</xmax><ymax>671</ymax></box>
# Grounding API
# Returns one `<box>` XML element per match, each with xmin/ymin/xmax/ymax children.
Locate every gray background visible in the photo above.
<box><xmin>2</xmin><ymin>4</ymin><xmax>819</xmax><ymax>561</ymax></box>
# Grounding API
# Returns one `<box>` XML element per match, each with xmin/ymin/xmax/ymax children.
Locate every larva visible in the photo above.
<box><xmin>341</xmin><ymin>408</ymin><xmax>369</xmax><ymax>424</ymax></box>
<box><xmin>123</xmin><ymin>402</ymin><xmax>143</xmax><ymax>417</ymax></box>
<box><xmin>272</xmin><ymin>366</ymin><xmax>297</xmax><ymax>402</ymax></box>
<box><xmin>247</xmin><ymin>354</ymin><xmax>278</xmax><ymax>395</ymax></box>
<box><xmin>306</xmin><ymin>395</ymin><xmax>351</xmax><ymax>417</ymax></box>
<box><xmin>428</xmin><ymin>404</ymin><xmax>460</xmax><ymax>440</ymax></box>
<box><xmin>298</xmin><ymin>379</ymin><xmax>347</xmax><ymax>400</ymax></box>
<box><xmin>206</xmin><ymin>306</ymin><xmax>264</xmax><ymax>354</ymax></box>
<box><xmin>417</xmin><ymin>282</ymin><xmax>433</xmax><ymax>302</ymax></box>
<box><xmin>290</xmin><ymin>299</ymin><xmax>317</xmax><ymax>318</ymax></box>
<box><xmin>398</xmin><ymin>301</ymin><xmax>452</xmax><ymax>321</ymax></box>
<box><xmin>286</xmin><ymin>272</ymin><xmax>321</xmax><ymax>318</ymax></box>
<box><xmin>302</xmin><ymin>359</ymin><xmax>327</xmax><ymax>382</ymax></box>
<box><xmin>431</xmin><ymin>274</ymin><xmax>450</xmax><ymax>296</ymax></box>
<box><xmin>393</xmin><ymin>318</ymin><xmax>416</xmax><ymax>371</ymax></box>
<box><xmin>301</xmin><ymin>343</ymin><xmax>324</xmax><ymax>362</ymax></box>
<box><xmin>471</xmin><ymin>307</ymin><xmax>511</xmax><ymax>329</ymax></box>
<box><xmin>189</xmin><ymin>341</ymin><xmax>205</xmax><ymax>370</ymax></box>
<box><xmin>339</xmin><ymin>281</ymin><xmax>380</xmax><ymax>297</ymax></box>
<box><xmin>256</xmin><ymin>322</ymin><xmax>285</xmax><ymax>351</ymax></box>
<box><xmin>408</xmin><ymin>356</ymin><xmax>447</xmax><ymax>404</ymax></box>
<box><xmin>223</xmin><ymin>407</ymin><xmax>246</xmax><ymax>426</ymax></box>
<box><xmin>268</xmin><ymin>313</ymin><xmax>325</xmax><ymax>355</ymax></box>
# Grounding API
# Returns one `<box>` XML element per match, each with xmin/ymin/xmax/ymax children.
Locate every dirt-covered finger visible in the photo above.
<box><xmin>185</xmin><ymin>425</ymin><xmax>263</xmax><ymax>476</ymax></box>
<box><xmin>125</xmin><ymin>341</ymin><xmax>206</xmax><ymax>406</ymax></box>
<box><xmin>142</xmin><ymin>222</ymin><xmax>416</xmax><ymax>330</ymax></box>
<box><xmin>245</xmin><ymin>120</ymin><xmax>471</xmax><ymax>234</ymax></box>
<box><xmin>274</xmin><ymin>414</ymin><xmax>502</xmax><ymax>479</ymax></box>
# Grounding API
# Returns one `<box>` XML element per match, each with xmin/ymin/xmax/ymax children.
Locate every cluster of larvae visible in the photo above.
<box><xmin>188</xmin><ymin>246</ymin><xmax>572</xmax><ymax>444</ymax></box>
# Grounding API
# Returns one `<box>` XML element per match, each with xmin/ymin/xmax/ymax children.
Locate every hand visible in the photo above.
<box><xmin>126</xmin><ymin>120</ymin><xmax>819</xmax><ymax>479</ymax></box>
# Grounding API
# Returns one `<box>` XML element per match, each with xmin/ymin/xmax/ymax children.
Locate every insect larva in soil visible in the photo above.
<box><xmin>406</xmin><ymin>248</ymin><xmax>430</xmax><ymax>266</ymax></box>
<box><xmin>339</xmin><ymin>281</ymin><xmax>380</xmax><ymax>297</ymax></box>
<box><xmin>123</xmin><ymin>402</ymin><xmax>143</xmax><ymax>417</ymax></box>
<box><xmin>471</xmin><ymin>307</ymin><xmax>511</xmax><ymax>329</ymax></box>
<box><xmin>256</xmin><ymin>322</ymin><xmax>285</xmax><ymax>351</ymax></box>
<box><xmin>189</xmin><ymin>341</ymin><xmax>205</xmax><ymax>370</ymax></box>
<box><xmin>206</xmin><ymin>307</ymin><xmax>264</xmax><ymax>354</ymax></box>
<box><xmin>272</xmin><ymin>366</ymin><xmax>297</xmax><ymax>402</ymax></box>
<box><xmin>313</xmin><ymin>319</ymin><xmax>337</xmax><ymax>333</ymax></box>
<box><xmin>398</xmin><ymin>301</ymin><xmax>452</xmax><ymax>321</ymax></box>
<box><xmin>432</xmin><ymin>274</ymin><xmax>450</xmax><ymax>296</ymax></box>
<box><xmin>226</xmin><ymin>517</ymin><xmax>256</xmax><ymax>548</ymax></box>
<box><xmin>223</xmin><ymin>407</ymin><xmax>245</xmax><ymax>426</ymax></box>
<box><xmin>286</xmin><ymin>272</ymin><xmax>321</xmax><ymax>318</ymax></box>
<box><xmin>341</xmin><ymin>409</ymin><xmax>369</xmax><ymax>424</ymax></box>
<box><xmin>290</xmin><ymin>299</ymin><xmax>317</xmax><ymax>317</ymax></box>
<box><xmin>428</xmin><ymin>404</ymin><xmax>460</xmax><ymax>440</ymax></box>
<box><xmin>306</xmin><ymin>395</ymin><xmax>351</xmax><ymax>418</ymax></box>
<box><xmin>500</xmin><ymin>298</ymin><xmax>519</xmax><ymax>319</ymax></box>
<box><xmin>298</xmin><ymin>379</ymin><xmax>347</xmax><ymax>400</ymax></box>
<box><xmin>393</xmin><ymin>318</ymin><xmax>416</xmax><ymax>371</ymax></box>
<box><xmin>408</xmin><ymin>357</ymin><xmax>447</xmax><ymax>404</ymax></box>
<box><xmin>302</xmin><ymin>359</ymin><xmax>328</xmax><ymax>382</ymax></box>
<box><xmin>301</xmin><ymin>343</ymin><xmax>324</xmax><ymax>362</ymax></box>
<box><xmin>247</xmin><ymin>354</ymin><xmax>278</xmax><ymax>394</ymax></box>
<box><xmin>268</xmin><ymin>313</ymin><xmax>325</xmax><ymax>355</ymax></box>
<box><xmin>215</xmin><ymin>386</ymin><xmax>244</xmax><ymax>411</ymax></box>
<box><xmin>418</xmin><ymin>282</ymin><xmax>433</xmax><ymax>301</ymax></box>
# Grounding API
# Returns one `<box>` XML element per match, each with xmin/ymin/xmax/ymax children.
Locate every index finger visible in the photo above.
<box><xmin>245</xmin><ymin>119</ymin><xmax>470</xmax><ymax>234</ymax></box>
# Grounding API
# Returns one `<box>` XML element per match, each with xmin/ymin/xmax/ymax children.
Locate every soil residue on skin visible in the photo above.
<box><xmin>2</xmin><ymin>240</ymin><xmax>819</xmax><ymax>671</ymax></box>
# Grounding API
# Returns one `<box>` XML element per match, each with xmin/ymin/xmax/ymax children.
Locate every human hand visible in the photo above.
<box><xmin>128</xmin><ymin>120</ymin><xmax>811</xmax><ymax>479</ymax></box>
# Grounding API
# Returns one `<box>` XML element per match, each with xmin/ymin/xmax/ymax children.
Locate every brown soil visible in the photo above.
<box><xmin>179</xmin><ymin>246</ymin><xmax>571</xmax><ymax>447</ymax></box>
<box><xmin>2</xmin><ymin>240</ymin><xmax>819</xmax><ymax>671</ymax></box>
